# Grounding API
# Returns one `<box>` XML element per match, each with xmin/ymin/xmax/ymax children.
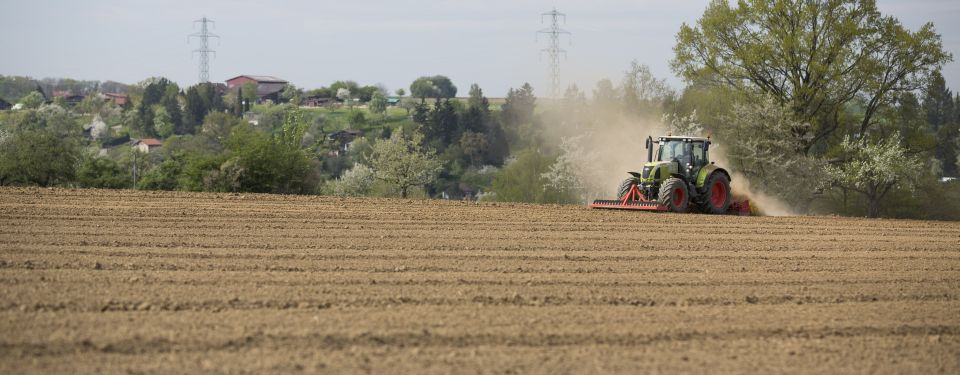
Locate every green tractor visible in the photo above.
<box><xmin>591</xmin><ymin>135</ymin><xmax>750</xmax><ymax>214</ymax></box>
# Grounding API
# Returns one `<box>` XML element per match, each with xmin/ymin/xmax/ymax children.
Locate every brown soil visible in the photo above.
<box><xmin>1</xmin><ymin>187</ymin><xmax>958</xmax><ymax>373</ymax></box>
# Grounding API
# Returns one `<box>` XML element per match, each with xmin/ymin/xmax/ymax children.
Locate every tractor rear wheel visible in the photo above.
<box><xmin>658</xmin><ymin>178</ymin><xmax>689</xmax><ymax>213</ymax></box>
<box><xmin>700</xmin><ymin>173</ymin><xmax>731</xmax><ymax>214</ymax></box>
<box><xmin>617</xmin><ymin>178</ymin><xmax>638</xmax><ymax>201</ymax></box>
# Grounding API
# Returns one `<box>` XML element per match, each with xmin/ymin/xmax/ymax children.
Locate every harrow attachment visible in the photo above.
<box><xmin>590</xmin><ymin>183</ymin><xmax>666</xmax><ymax>211</ymax></box>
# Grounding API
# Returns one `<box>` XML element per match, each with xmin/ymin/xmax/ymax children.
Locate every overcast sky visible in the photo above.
<box><xmin>1</xmin><ymin>0</ymin><xmax>958</xmax><ymax>97</ymax></box>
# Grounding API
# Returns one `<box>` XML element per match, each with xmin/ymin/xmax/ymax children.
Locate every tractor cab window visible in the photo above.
<box><xmin>692</xmin><ymin>141</ymin><xmax>708</xmax><ymax>166</ymax></box>
<box><xmin>659</xmin><ymin>139</ymin><xmax>709</xmax><ymax>167</ymax></box>
<box><xmin>657</xmin><ymin>140</ymin><xmax>687</xmax><ymax>162</ymax></box>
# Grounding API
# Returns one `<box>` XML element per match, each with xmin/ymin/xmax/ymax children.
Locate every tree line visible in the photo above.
<box><xmin>1</xmin><ymin>0</ymin><xmax>959</xmax><ymax>219</ymax></box>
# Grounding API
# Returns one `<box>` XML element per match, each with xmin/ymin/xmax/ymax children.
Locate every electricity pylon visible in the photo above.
<box><xmin>537</xmin><ymin>8</ymin><xmax>571</xmax><ymax>98</ymax></box>
<box><xmin>188</xmin><ymin>17</ymin><xmax>219</xmax><ymax>83</ymax></box>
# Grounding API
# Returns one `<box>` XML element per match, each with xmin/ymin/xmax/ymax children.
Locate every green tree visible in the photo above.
<box><xmin>233</xmin><ymin>86</ymin><xmax>244</xmax><ymax>116</ymax></box>
<box><xmin>490</xmin><ymin>149</ymin><xmax>570</xmax><ymax>203</ymax></box>
<box><xmin>541</xmin><ymin>136</ymin><xmax>608</xmax><ymax>204</ymax></box>
<box><xmin>501</xmin><ymin>83</ymin><xmax>536</xmax><ymax>128</ymax></box>
<box><xmin>367</xmin><ymin>130</ymin><xmax>442</xmax><ymax>198</ymax></box>
<box><xmin>200</xmin><ymin>112</ymin><xmax>244</xmax><ymax>152</ymax></box>
<box><xmin>0</xmin><ymin>75</ymin><xmax>41</xmax><ymax>103</ymax></box>
<box><xmin>717</xmin><ymin>97</ymin><xmax>825</xmax><ymax>211</ymax></box>
<box><xmin>154</xmin><ymin>106</ymin><xmax>174</xmax><ymax>138</ymax></box>
<box><xmin>281</xmin><ymin>84</ymin><xmax>303</xmax><ymax>106</ymax></box>
<box><xmin>824</xmin><ymin>133</ymin><xmax>923</xmax><ymax>218</ymax></box>
<box><xmin>0</xmin><ymin>107</ymin><xmax>82</xmax><ymax>186</ymax></box>
<box><xmin>400</xmin><ymin>97</ymin><xmax>418</xmax><ymax>116</ymax></box>
<box><xmin>328</xmin><ymin>163</ymin><xmax>375</xmax><ymax>196</ymax></box>
<box><xmin>922</xmin><ymin>72</ymin><xmax>959</xmax><ymax>176</ymax></box>
<box><xmin>330</xmin><ymin>80</ymin><xmax>360</xmax><ymax>97</ymax></box>
<box><xmin>461</xmin><ymin>86</ymin><xmax>486</xmax><ymax>131</ymax></box>
<box><xmin>459</xmin><ymin>131</ymin><xmax>488</xmax><ymax>168</ymax></box>
<box><xmin>77</xmin><ymin>93</ymin><xmax>106</xmax><ymax>114</ymax></box>
<box><xmin>369</xmin><ymin>91</ymin><xmax>388</xmax><ymax>118</ymax></box>
<box><xmin>425</xmin><ymin>99</ymin><xmax>460</xmax><ymax>148</ymax></box>
<box><xmin>183</xmin><ymin>85</ymin><xmax>206</xmax><ymax>134</ymax></box>
<box><xmin>410</xmin><ymin>75</ymin><xmax>457</xmax><ymax>100</ymax></box>
<box><xmin>673</xmin><ymin>0</ymin><xmax>952</xmax><ymax>153</ymax></box>
<box><xmin>77</xmin><ymin>154</ymin><xmax>130</xmax><ymax>189</ymax></box>
<box><xmin>138</xmin><ymin>153</ymin><xmax>184</xmax><ymax>190</ymax></box>
<box><xmin>223</xmin><ymin>107</ymin><xmax>316</xmax><ymax>194</ymax></box>
<box><xmin>412</xmin><ymin>100</ymin><xmax>430</xmax><ymax>126</ymax></box>
<box><xmin>621</xmin><ymin>60</ymin><xmax>671</xmax><ymax>116</ymax></box>
<box><xmin>923</xmin><ymin>72</ymin><xmax>955</xmax><ymax>130</ymax></box>
<box><xmin>19</xmin><ymin>91</ymin><xmax>45</xmax><ymax>109</ymax></box>
<box><xmin>346</xmin><ymin>110</ymin><xmax>367</xmax><ymax>127</ymax></box>
<box><xmin>242</xmin><ymin>82</ymin><xmax>258</xmax><ymax>105</ymax></box>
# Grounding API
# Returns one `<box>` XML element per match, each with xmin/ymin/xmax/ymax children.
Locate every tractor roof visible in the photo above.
<box><xmin>658</xmin><ymin>135</ymin><xmax>710</xmax><ymax>142</ymax></box>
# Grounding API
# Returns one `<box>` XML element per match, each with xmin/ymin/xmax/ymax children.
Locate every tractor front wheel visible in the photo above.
<box><xmin>700</xmin><ymin>173</ymin><xmax>731</xmax><ymax>214</ymax></box>
<box><xmin>617</xmin><ymin>178</ymin><xmax>638</xmax><ymax>201</ymax></box>
<box><xmin>658</xmin><ymin>178</ymin><xmax>689</xmax><ymax>213</ymax></box>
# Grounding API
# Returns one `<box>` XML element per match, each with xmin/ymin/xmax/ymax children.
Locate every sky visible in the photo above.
<box><xmin>1</xmin><ymin>0</ymin><xmax>958</xmax><ymax>98</ymax></box>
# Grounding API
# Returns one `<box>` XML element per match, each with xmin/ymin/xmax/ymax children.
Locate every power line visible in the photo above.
<box><xmin>537</xmin><ymin>8</ymin><xmax>571</xmax><ymax>98</ymax></box>
<box><xmin>188</xmin><ymin>16</ymin><xmax>219</xmax><ymax>83</ymax></box>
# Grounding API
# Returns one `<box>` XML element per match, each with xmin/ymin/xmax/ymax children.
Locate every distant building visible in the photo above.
<box><xmin>303</xmin><ymin>96</ymin><xmax>332</xmax><ymax>107</ymax></box>
<box><xmin>0</xmin><ymin>97</ymin><xmax>11</xmax><ymax>111</ymax></box>
<box><xmin>103</xmin><ymin>93</ymin><xmax>128</xmax><ymax>106</ymax></box>
<box><xmin>52</xmin><ymin>90</ymin><xmax>85</xmax><ymax>106</ymax></box>
<box><xmin>225</xmin><ymin>75</ymin><xmax>289</xmax><ymax>103</ymax></box>
<box><xmin>326</xmin><ymin>129</ymin><xmax>364</xmax><ymax>155</ymax></box>
<box><xmin>327</xmin><ymin>129</ymin><xmax>363</xmax><ymax>142</ymax></box>
<box><xmin>132</xmin><ymin>138</ymin><xmax>163</xmax><ymax>153</ymax></box>
<box><xmin>387</xmin><ymin>97</ymin><xmax>401</xmax><ymax>106</ymax></box>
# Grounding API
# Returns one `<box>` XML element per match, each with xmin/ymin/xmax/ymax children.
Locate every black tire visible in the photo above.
<box><xmin>700</xmin><ymin>173</ymin><xmax>731</xmax><ymax>214</ymax></box>
<box><xmin>658</xmin><ymin>178</ymin><xmax>689</xmax><ymax>213</ymax></box>
<box><xmin>617</xmin><ymin>178</ymin><xmax>638</xmax><ymax>201</ymax></box>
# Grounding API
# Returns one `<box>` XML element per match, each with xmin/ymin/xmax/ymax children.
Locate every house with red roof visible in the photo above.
<box><xmin>133</xmin><ymin>138</ymin><xmax>163</xmax><ymax>153</ymax></box>
<box><xmin>225</xmin><ymin>75</ymin><xmax>289</xmax><ymax>103</ymax></box>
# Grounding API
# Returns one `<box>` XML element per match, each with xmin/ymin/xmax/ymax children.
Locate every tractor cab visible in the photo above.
<box><xmin>654</xmin><ymin>136</ymin><xmax>711</xmax><ymax>181</ymax></box>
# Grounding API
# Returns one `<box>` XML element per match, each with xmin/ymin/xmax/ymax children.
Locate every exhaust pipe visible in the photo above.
<box><xmin>645</xmin><ymin>136</ymin><xmax>653</xmax><ymax>162</ymax></box>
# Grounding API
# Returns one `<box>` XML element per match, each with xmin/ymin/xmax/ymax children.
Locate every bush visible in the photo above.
<box><xmin>490</xmin><ymin>149</ymin><xmax>574</xmax><ymax>204</ymax></box>
<box><xmin>327</xmin><ymin>163</ymin><xmax>375</xmax><ymax>196</ymax></box>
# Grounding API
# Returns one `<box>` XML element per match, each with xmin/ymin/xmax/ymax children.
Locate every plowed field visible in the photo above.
<box><xmin>1</xmin><ymin>187</ymin><xmax>959</xmax><ymax>373</ymax></box>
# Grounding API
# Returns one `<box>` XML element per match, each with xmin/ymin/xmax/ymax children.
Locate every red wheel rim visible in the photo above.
<box><xmin>711</xmin><ymin>181</ymin><xmax>727</xmax><ymax>208</ymax></box>
<box><xmin>673</xmin><ymin>188</ymin><xmax>684</xmax><ymax>206</ymax></box>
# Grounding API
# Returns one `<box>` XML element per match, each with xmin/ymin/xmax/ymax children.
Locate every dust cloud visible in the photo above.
<box><xmin>546</xmin><ymin>111</ymin><xmax>796</xmax><ymax>216</ymax></box>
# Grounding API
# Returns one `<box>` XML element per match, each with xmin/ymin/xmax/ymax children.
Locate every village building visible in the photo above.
<box><xmin>102</xmin><ymin>93</ymin><xmax>128</xmax><ymax>106</ymax></box>
<box><xmin>326</xmin><ymin>129</ymin><xmax>364</xmax><ymax>155</ymax></box>
<box><xmin>52</xmin><ymin>90</ymin><xmax>85</xmax><ymax>106</ymax></box>
<box><xmin>225</xmin><ymin>75</ymin><xmax>289</xmax><ymax>103</ymax></box>
<box><xmin>303</xmin><ymin>96</ymin><xmax>333</xmax><ymax>107</ymax></box>
<box><xmin>0</xmin><ymin>97</ymin><xmax>11</xmax><ymax>111</ymax></box>
<box><xmin>132</xmin><ymin>138</ymin><xmax>163</xmax><ymax>153</ymax></box>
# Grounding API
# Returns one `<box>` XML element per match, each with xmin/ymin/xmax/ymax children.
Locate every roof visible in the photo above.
<box><xmin>257</xmin><ymin>86</ymin><xmax>284</xmax><ymax>97</ymax></box>
<box><xmin>226</xmin><ymin>75</ymin><xmax>288</xmax><ymax>84</ymax></box>
<box><xmin>327</xmin><ymin>129</ymin><xmax>363</xmax><ymax>140</ymax></box>
<box><xmin>103</xmin><ymin>93</ymin><xmax>127</xmax><ymax>98</ymax></box>
<box><xmin>659</xmin><ymin>136</ymin><xmax>710</xmax><ymax>142</ymax></box>
<box><xmin>135</xmin><ymin>138</ymin><xmax>163</xmax><ymax>146</ymax></box>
